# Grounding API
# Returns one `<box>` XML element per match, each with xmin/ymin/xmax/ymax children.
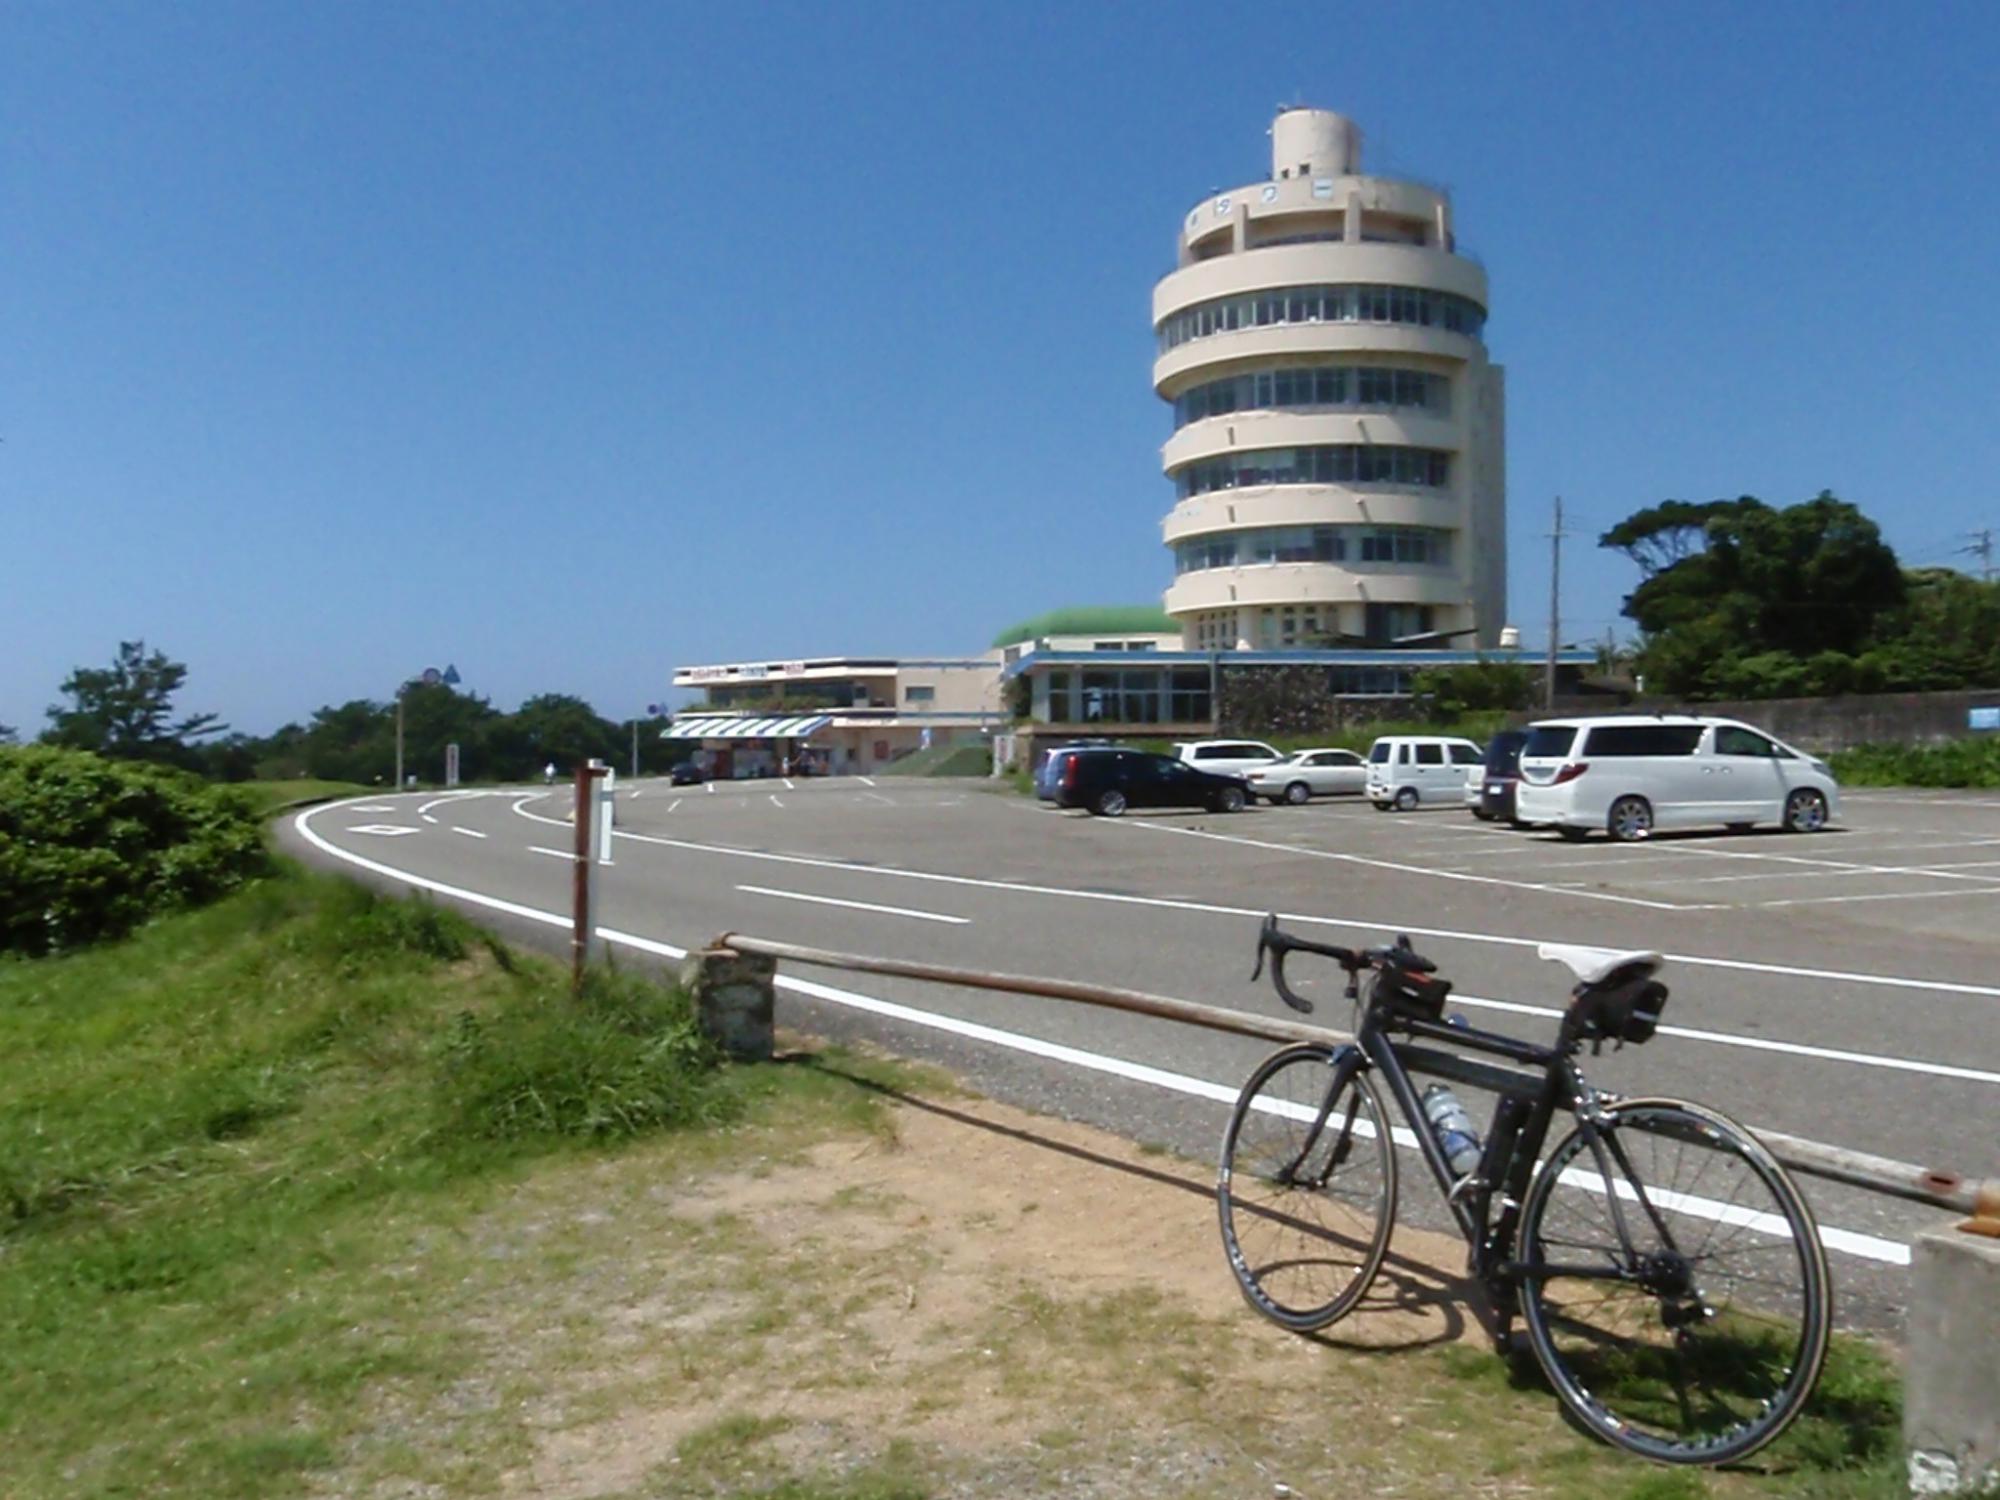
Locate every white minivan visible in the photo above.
<box><xmin>1513</xmin><ymin>715</ymin><xmax>1839</xmax><ymax>841</ymax></box>
<box><xmin>1365</xmin><ymin>736</ymin><xmax>1485</xmax><ymax>811</ymax></box>
<box><xmin>1174</xmin><ymin>739</ymin><xmax>1282</xmax><ymax>778</ymax></box>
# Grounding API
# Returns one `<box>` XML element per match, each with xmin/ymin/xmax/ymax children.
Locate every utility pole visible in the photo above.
<box><xmin>1544</xmin><ymin>495</ymin><xmax>1565</xmax><ymax>710</ymax></box>
<box><xmin>1962</xmin><ymin>528</ymin><xmax>1995</xmax><ymax>583</ymax></box>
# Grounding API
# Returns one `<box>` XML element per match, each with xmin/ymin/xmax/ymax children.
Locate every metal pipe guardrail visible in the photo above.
<box><xmin>716</xmin><ymin>931</ymin><xmax>2000</xmax><ymax>1225</ymax></box>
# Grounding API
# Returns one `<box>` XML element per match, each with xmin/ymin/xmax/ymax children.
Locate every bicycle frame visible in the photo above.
<box><xmin>1331</xmin><ymin>1003</ymin><xmax>1691</xmax><ymax>1303</ymax></box>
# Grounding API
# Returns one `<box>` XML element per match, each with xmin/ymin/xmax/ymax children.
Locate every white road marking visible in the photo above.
<box><xmin>529</xmin><ymin>846</ymin><xmax>572</xmax><ymax>860</ymax></box>
<box><xmin>349</xmin><ymin>804</ymin><xmax>395</xmax><ymax>813</ymax></box>
<box><xmin>1449</xmin><ymin>993</ymin><xmax>2000</xmax><ymax>1086</ymax></box>
<box><xmin>1131</xmin><ymin>822</ymin><xmax>1725</xmax><ymax>912</ymax></box>
<box><xmin>1251</xmin><ymin>1093</ymin><xmax>1901</xmax><ymax>1263</ymax></box>
<box><xmin>733</xmin><ymin>884</ymin><xmax>969</xmax><ymax>925</ymax></box>
<box><xmin>346</xmin><ymin>824</ymin><xmax>421</xmax><ymax>836</ymax></box>
<box><xmin>669</xmin><ymin>798</ymin><xmax>683</xmax><ymax>812</ymax></box>
<box><xmin>863</xmin><ymin>791</ymin><xmax>895</xmax><ymax>806</ymax></box>
<box><xmin>291</xmin><ymin>797</ymin><xmax>1918</xmax><ymax>1268</ymax></box>
<box><xmin>783</xmin><ymin>778</ymin><xmax>795</xmax><ymax>790</ymax></box>
<box><xmin>1756</xmin><ymin>885</ymin><xmax>2000</xmax><ymax>909</ymax></box>
<box><xmin>706</xmin><ymin>781</ymin><xmax>715</xmax><ymax>794</ymax></box>
<box><xmin>451</xmin><ymin>827</ymin><xmax>488</xmax><ymax>839</ymax></box>
<box><xmin>1655</xmin><ymin>840</ymin><xmax>2000</xmax><ymax>887</ymax></box>
<box><xmin>569</xmin><ymin>815</ymin><xmax>2000</xmax><ymax>1001</ymax></box>
<box><xmin>858</xmin><ymin>776</ymin><xmax>876</xmax><ymax>787</ymax></box>
<box><xmin>770</xmin><ymin>795</ymin><xmax>785</xmax><ymax>808</ymax></box>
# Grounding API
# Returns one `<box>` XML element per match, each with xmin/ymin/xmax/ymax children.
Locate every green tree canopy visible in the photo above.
<box><xmin>43</xmin><ymin>641</ymin><xmax>225</xmax><ymax>764</ymax></box>
<box><xmin>1604</xmin><ymin>493</ymin><xmax>1909</xmax><ymax>696</ymax></box>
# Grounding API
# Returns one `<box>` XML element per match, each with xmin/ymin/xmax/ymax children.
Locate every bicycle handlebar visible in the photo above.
<box><xmin>1251</xmin><ymin>914</ymin><xmax>1437</xmax><ymax>1015</ymax></box>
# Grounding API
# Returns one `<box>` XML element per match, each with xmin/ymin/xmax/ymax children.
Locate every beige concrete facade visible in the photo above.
<box><xmin>1155</xmin><ymin>109</ymin><xmax>1506</xmax><ymax>651</ymax></box>
<box><xmin>669</xmin><ymin>655</ymin><xmax>1006</xmax><ymax>774</ymax></box>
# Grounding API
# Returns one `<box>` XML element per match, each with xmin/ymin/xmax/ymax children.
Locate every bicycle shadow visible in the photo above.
<box><xmin>787</xmin><ymin>1054</ymin><xmax>1487</xmax><ymax>1354</ymax></box>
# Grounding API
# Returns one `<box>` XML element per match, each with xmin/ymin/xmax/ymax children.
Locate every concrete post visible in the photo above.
<box><xmin>680</xmin><ymin>946</ymin><xmax>775</xmax><ymax>1062</ymax></box>
<box><xmin>1906</xmin><ymin>1224</ymin><xmax>2000</xmax><ymax>1496</ymax></box>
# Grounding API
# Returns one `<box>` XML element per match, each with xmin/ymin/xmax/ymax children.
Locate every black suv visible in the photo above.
<box><xmin>1054</xmin><ymin>748</ymin><xmax>1250</xmax><ymax>817</ymax></box>
<box><xmin>1468</xmin><ymin>728</ymin><xmax>1529</xmax><ymax>824</ymax></box>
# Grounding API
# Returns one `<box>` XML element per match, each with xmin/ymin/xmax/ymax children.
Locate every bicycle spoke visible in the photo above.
<box><xmin>1516</xmin><ymin>1101</ymin><xmax>1829</xmax><ymax>1465</ymax></box>
<box><xmin>1219</xmin><ymin>1047</ymin><xmax>1397</xmax><ymax>1332</ymax></box>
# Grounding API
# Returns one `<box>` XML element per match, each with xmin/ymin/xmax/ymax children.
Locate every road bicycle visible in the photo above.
<box><xmin>1218</xmin><ymin>916</ymin><xmax>1831</xmax><ymax>1465</ymax></box>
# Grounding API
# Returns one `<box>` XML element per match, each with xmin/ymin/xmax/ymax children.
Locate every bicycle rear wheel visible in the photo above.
<box><xmin>1218</xmin><ymin>1044</ymin><xmax>1397</xmax><ymax>1331</ymax></box>
<box><xmin>1515</xmin><ymin>1097</ymin><xmax>1831</xmax><ymax>1465</ymax></box>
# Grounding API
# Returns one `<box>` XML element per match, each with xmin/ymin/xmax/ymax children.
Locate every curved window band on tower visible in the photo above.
<box><xmin>1158</xmin><ymin>283</ymin><xmax>1486</xmax><ymax>353</ymax></box>
<box><xmin>1174</xmin><ymin>524</ymin><xmax>1452</xmax><ymax>573</ymax></box>
<box><xmin>1172</xmin><ymin>443</ymin><xmax>1450</xmax><ymax>498</ymax></box>
<box><xmin>1172</xmin><ymin>365</ymin><xmax>1448</xmax><ymax>428</ymax></box>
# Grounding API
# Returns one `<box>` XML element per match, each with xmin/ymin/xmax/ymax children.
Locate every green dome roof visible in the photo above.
<box><xmin>990</xmin><ymin>606</ymin><xmax>1180</xmax><ymax>648</ymax></box>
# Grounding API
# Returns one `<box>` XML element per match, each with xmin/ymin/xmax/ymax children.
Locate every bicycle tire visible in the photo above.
<box><xmin>1218</xmin><ymin>1044</ymin><xmax>1398</xmax><ymax>1331</ymax></box>
<box><xmin>1515</xmin><ymin>1096</ymin><xmax>1831</xmax><ymax>1465</ymax></box>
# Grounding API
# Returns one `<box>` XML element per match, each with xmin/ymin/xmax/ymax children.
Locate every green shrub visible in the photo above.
<box><xmin>1832</xmin><ymin>737</ymin><xmax>2000</xmax><ymax>788</ymax></box>
<box><xmin>0</xmin><ymin>746</ymin><xmax>268</xmax><ymax>956</ymax></box>
<box><xmin>435</xmin><ymin>963</ymin><xmax>730</xmax><ymax>1143</ymax></box>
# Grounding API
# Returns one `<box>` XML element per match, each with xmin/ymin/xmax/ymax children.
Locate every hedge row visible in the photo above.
<box><xmin>0</xmin><ymin>747</ymin><xmax>269</xmax><ymax>956</ymax></box>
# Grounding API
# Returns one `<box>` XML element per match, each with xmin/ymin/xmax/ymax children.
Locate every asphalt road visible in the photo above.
<box><xmin>278</xmin><ymin>774</ymin><xmax>2000</xmax><ymax>1333</ymax></box>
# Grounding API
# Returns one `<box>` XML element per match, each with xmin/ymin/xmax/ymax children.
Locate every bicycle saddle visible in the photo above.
<box><xmin>1537</xmin><ymin>943</ymin><xmax>1664</xmax><ymax>987</ymax></box>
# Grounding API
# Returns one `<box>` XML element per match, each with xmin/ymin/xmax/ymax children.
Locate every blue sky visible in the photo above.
<box><xmin>6</xmin><ymin>1</ymin><xmax>1996</xmax><ymax>735</ymax></box>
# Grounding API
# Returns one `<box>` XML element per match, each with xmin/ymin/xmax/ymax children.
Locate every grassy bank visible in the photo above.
<box><xmin>0</xmin><ymin>863</ymin><xmax>1919</xmax><ymax>1499</ymax></box>
<box><xmin>1831</xmin><ymin>738</ymin><xmax>2000</xmax><ymax>788</ymax></box>
<box><xmin>0</xmin><ymin>863</ymin><xmax>892</xmax><ymax>1498</ymax></box>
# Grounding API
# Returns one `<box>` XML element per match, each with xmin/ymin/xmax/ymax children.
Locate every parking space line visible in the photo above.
<box><xmin>1128</xmin><ymin>822</ymin><xmax>1725</xmax><ymax>912</ymax></box>
<box><xmin>734</xmin><ymin>884</ymin><xmax>969</xmax><ymax>925</ymax></box>
<box><xmin>1653</xmin><ymin>841</ymin><xmax>2000</xmax><ymax>886</ymax></box>
<box><xmin>1756</xmin><ymin>884</ymin><xmax>2000</xmax><ymax>909</ymax></box>
<box><xmin>498</xmin><ymin>797</ymin><xmax>2000</xmax><ymax>999</ymax></box>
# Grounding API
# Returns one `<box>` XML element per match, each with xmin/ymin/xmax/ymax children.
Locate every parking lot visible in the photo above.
<box><xmin>1103</xmin><ymin>787</ymin><xmax>2000</xmax><ymax>927</ymax></box>
<box><xmin>296</xmin><ymin>771</ymin><xmax>2000</xmax><ymax>1328</ymax></box>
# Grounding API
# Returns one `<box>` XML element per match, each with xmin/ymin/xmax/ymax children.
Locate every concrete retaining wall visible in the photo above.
<box><xmin>1539</xmin><ymin>687</ymin><xmax>2000</xmax><ymax>756</ymax></box>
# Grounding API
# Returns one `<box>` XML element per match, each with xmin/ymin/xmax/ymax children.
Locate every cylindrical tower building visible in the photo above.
<box><xmin>1155</xmin><ymin>108</ymin><xmax>1505</xmax><ymax>651</ymax></box>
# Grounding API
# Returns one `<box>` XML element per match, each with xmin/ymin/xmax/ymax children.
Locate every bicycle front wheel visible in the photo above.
<box><xmin>1218</xmin><ymin>1044</ymin><xmax>1397</xmax><ymax>1331</ymax></box>
<box><xmin>1516</xmin><ymin>1097</ymin><xmax>1831</xmax><ymax>1465</ymax></box>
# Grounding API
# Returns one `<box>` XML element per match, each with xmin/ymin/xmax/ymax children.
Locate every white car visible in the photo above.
<box><xmin>1247</xmin><ymin>748</ymin><xmax>1369</xmax><ymax>805</ymax></box>
<box><xmin>1365</xmin><ymin>735</ymin><xmax>1486</xmax><ymax>811</ymax></box>
<box><xmin>1173</xmin><ymin>739</ymin><xmax>1282</xmax><ymax>779</ymax></box>
<box><xmin>1514</xmin><ymin>714</ymin><xmax>1839</xmax><ymax>841</ymax></box>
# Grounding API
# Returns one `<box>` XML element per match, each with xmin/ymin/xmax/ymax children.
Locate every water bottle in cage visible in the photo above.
<box><xmin>1421</xmin><ymin>1083</ymin><xmax>1483</xmax><ymax>1178</ymax></box>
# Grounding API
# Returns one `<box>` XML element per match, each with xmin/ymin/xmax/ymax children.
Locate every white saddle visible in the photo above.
<box><xmin>1537</xmin><ymin>943</ymin><xmax>1665</xmax><ymax>986</ymax></box>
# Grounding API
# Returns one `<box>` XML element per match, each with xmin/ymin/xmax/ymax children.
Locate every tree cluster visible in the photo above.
<box><xmin>1602</xmin><ymin>492</ymin><xmax>2000</xmax><ymax>699</ymax></box>
<box><xmin>27</xmin><ymin>643</ymin><xmax>671</xmax><ymax>785</ymax></box>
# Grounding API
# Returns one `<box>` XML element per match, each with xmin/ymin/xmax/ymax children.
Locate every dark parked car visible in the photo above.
<box><xmin>1034</xmin><ymin>740</ymin><xmax>1115</xmax><ymax>801</ymax></box>
<box><xmin>669</xmin><ymin>761</ymin><xmax>707</xmax><ymax>786</ymax></box>
<box><xmin>1466</xmin><ymin>729</ymin><xmax>1529</xmax><ymax>824</ymax></box>
<box><xmin>1054</xmin><ymin>748</ymin><xmax>1250</xmax><ymax>817</ymax></box>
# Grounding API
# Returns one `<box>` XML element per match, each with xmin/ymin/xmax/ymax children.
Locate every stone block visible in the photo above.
<box><xmin>1906</xmin><ymin>1224</ymin><xmax>2000</xmax><ymax>1495</ymax></box>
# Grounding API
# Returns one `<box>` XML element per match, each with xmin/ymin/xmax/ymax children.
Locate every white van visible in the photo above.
<box><xmin>1365</xmin><ymin>736</ymin><xmax>1485</xmax><ymax>811</ymax></box>
<box><xmin>1174</xmin><ymin>739</ymin><xmax>1282</xmax><ymax>778</ymax></box>
<box><xmin>1513</xmin><ymin>715</ymin><xmax>1839</xmax><ymax>841</ymax></box>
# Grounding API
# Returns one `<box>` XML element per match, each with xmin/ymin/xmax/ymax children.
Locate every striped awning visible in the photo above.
<box><xmin>661</xmin><ymin>714</ymin><xmax>832</xmax><ymax>741</ymax></box>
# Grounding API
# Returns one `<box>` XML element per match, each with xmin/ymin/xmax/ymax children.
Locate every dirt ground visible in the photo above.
<box><xmin>472</xmin><ymin>1051</ymin><xmax>1533</xmax><ymax>1500</ymax></box>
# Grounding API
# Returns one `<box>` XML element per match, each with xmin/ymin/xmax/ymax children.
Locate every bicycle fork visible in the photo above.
<box><xmin>1274</xmin><ymin>1048</ymin><xmax>1365</xmax><ymax>1190</ymax></box>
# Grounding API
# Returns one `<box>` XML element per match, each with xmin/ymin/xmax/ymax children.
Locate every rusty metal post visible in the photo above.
<box><xmin>571</xmin><ymin>762</ymin><xmax>608</xmax><ymax>992</ymax></box>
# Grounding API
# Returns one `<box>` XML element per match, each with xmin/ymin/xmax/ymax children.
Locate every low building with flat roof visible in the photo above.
<box><xmin>665</xmin><ymin>654</ymin><xmax>1005</xmax><ymax>775</ymax></box>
